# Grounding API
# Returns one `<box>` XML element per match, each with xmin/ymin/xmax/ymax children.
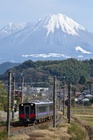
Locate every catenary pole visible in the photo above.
<box><xmin>53</xmin><ymin>76</ymin><xmax>56</xmax><ymax>127</ymax></box>
<box><xmin>7</xmin><ymin>71</ymin><xmax>12</xmax><ymax>137</ymax></box>
<box><xmin>12</xmin><ymin>74</ymin><xmax>15</xmax><ymax>121</ymax></box>
<box><xmin>67</xmin><ymin>82</ymin><xmax>71</xmax><ymax>123</ymax></box>
<box><xmin>63</xmin><ymin>86</ymin><xmax>65</xmax><ymax>115</ymax></box>
<box><xmin>21</xmin><ymin>76</ymin><xmax>24</xmax><ymax>103</ymax></box>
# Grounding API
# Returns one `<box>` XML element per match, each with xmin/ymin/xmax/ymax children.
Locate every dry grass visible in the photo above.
<box><xmin>9</xmin><ymin>134</ymin><xmax>30</xmax><ymax>140</ymax></box>
<box><xmin>8</xmin><ymin>123</ymin><xmax>70</xmax><ymax>140</ymax></box>
<box><xmin>8</xmin><ymin>107</ymin><xmax>93</xmax><ymax>140</ymax></box>
<box><xmin>28</xmin><ymin>123</ymin><xmax>70</xmax><ymax>140</ymax></box>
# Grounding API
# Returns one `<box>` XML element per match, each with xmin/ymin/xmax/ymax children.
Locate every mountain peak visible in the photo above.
<box><xmin>44</xmin><ymin>13</ymin><xmax>85</xmax><ymax>36</ymax></box>
<box><xmin>0</xmin><ymin>22</ymin><xmax>27</xmax><ymax>36</ymax></box>
<box><xmin>0</xmin><ymin>13</ymin><xmax>93</xmax><ymax>63</ymax></box>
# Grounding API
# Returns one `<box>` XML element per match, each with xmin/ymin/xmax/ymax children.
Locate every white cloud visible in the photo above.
<box><xmin>22</xmin><ymin>53</ymin><xmax>70</xmax><ymax>59</ymax></box>
<box><xmin>78</xmin><ymin>55</ymin><xmax>84</xmax><ymax>58</ymax></box>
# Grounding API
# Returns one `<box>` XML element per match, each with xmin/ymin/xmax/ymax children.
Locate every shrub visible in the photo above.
<box><xmin>68</xmin><ymin>122</ymin><xmax>87</xmax><ymax>140</ymax></box>
<box><xmin>0</xmin><ymin>129</ymin><xmax>7</xmax><ymax>140</ymax></box>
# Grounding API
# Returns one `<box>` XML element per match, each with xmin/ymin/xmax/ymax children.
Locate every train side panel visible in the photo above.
<box><xmin>49</xmin><ymin>103</ymin><xmax>53</xmax><ymax>118</ymax></box>
<box><xmin>35</xmin><ymin>103</ymin><xmax>49</xmax><ymax>120</ymax></box>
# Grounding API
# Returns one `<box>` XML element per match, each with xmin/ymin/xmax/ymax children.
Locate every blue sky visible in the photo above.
<box><xmin>0</xmin><ymin>0</ymin><xmax>93</xmax><ymax>32</ymax></box>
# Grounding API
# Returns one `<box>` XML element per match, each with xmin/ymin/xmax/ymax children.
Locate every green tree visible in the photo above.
<box><xmin>0</xmin><ymin>81</ymin><xmax>7</xmax><ymax>110</ymax></box>
<box><xmin>79</xmin><ymin>76</ymin><xmax>86</xmax><ymax>85</ymax></box>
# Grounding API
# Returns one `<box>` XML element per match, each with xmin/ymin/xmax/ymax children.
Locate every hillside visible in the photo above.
<box><xmin>0</xmin><ymin>62</ymin><xmax>20</xmax><ymax>74</ymax></box>
<box><xmin>0</xmin><ymin>58</ymin><xmax>93</xmax><ymax>86</ymax></box>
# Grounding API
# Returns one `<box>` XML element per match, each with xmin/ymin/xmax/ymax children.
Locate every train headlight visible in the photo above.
<box><xmin>31</xmin><ymin>104</ymin><xmax>33</xmax><ymax>106</ymax></box>
<box><xmin>21</xmin><ymin>104</ymin><xmax>23</xmax><ymax>106</ymax></box>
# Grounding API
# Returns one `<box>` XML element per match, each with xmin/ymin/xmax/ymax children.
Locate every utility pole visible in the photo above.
<box><xmin>67</xmin><ymin>82</ymin><xmax>71</xmax><ymax>123</ymax></box>
<box><xmin>53</xmin><ymin>76</ymin><xmax>56</xmax><ymax>127</ymax></box>
<box><xmin>7</xmin><ymin>71</ymin><xmax>12</xmax><ymax>137</ymax></box>
<box><xmin>21</xmin><ymin>76</ymin><xmax>24</xmax><ymax>103</ymax></box>
<box><xmin>62</xmin><ymin>76</ymin><xmax>66</xmax><ymax>115</ymax></box>
<box><xmin>63</xmin><ymin>86</ymin><xmax>65</xmax><ymax>115</ymax></box>
<box><xmin>12</xmin><ymin>74</ymin><xmax>15</xmax><ymax>121</ymax></box>
<box><xmin>58</xmin><ymin>92</ymin><xmax>61</xmax><ymax>111</ymax></box>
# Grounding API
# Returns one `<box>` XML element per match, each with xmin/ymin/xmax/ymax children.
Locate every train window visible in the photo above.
<box><xmin>25</xmin><ymin>106</ymin><xmax>29</xmax><ymax>114</ymax></box>
<box><xmin>31</xmin><ymin>104</ymin><xmax>35</xmax><ymax>113</ymax></box>
<box><xmin>38</xmin><ymin>106</ymin><xmax>47</xmax><ymax>113</ymax></box>
<box><xmin>49</xmin><ymin>104</ymin><xmax>53</xmax><ymax>111</ymax></box>
<box><xmin>19</xmin><ymin>106</ymin><xmax>24</xmax><ymax>114</ymax></box>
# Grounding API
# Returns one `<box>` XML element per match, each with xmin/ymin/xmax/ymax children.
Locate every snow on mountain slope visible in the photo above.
<box><xmin>44</xmin><ymin>14</ymin><xmax>85</xmax><ymax>36</ymax></box>
<box><xmin>75</xmin><ymin>46</ymin><xmax>92</xmax><ymax>54</ymax></box>
<box><xmin>0</xmin><ymin>13</ymin><xmax>93</xmax><ymax>63</ymax></box>
<box><xmin>0</xmin><ymin>22</ymin><xmax>29</xmax><ymax>37</ymax></box>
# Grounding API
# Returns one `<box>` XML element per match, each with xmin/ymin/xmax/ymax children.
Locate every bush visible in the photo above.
<box><xmin>0</xmin><ymin>129</ymin><xmax>7</xmax><ymax>140</ymax></box>
<box><xmin>39</xmin><ymin>123</ymin><xmax>49</xmax><ymax>129</ymax></box>
<box><xmin>68</xmin><ymin>122</ymin><xmax>87</xmax><ymax>140</ymax></box>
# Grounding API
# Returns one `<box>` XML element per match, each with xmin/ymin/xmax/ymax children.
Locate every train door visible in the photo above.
<box><xmin>24</xmin><ymin>105</ymin><xmax>30</xmax><ymax>119</ymax></box>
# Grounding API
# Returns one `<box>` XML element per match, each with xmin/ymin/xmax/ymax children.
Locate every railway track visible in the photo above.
<box><xmin>0</xmin><ymin>111</ymin><xmax>62</xmax><ymax>136</ymax></box>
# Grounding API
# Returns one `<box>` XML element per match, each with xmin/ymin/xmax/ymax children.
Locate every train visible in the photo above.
<box><xmin>19</xmin><ymin>100</ymin><xmax>53</xmax><ymax>124</ymax></box>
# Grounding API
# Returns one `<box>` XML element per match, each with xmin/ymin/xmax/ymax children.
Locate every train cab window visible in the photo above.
<box><xmin>19</xmin><ymin>106</ymin><xmax>24</xmax><ymax>114</ymax></box>
<box><xmin>25</xmin><ymin>106</ymin><xmax>29</xmax><ymax>114</ymax></box>
<box><xmin>24</xmin><ymin>105</ymin><xmax>31</xmax><ymax>115</ymax></box>
<box><xmin>31</xmin><ymin>105</ymin><xmax>35</xmax><ymax>114</ymax></box>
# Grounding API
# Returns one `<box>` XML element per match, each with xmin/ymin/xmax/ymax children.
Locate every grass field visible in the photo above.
<box><xmin>71</xmin><ymin>105</ymin><xmax>93</xmax><ymax>127</ymax></box>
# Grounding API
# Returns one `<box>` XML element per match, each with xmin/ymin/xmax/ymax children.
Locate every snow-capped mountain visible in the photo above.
<box><xmin>0</xmin><ymin>13</ymin><xmax>93</xmax><ymax>63</ymax></box>
<box><xmin>0</xmin><ymin>23</ymin><xmax>28</xmax><ymax>37</ymax></box>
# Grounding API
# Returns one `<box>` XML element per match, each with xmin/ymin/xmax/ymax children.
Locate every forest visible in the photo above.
<box><xmin>0</xmin><ymin>58</ymin><xmax>93</xmax><ymax>87</ymax></box>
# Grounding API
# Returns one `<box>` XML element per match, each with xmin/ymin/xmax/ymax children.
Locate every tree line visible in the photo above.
<box><xmin>0</xmin><ymin>58</ymin><xmax>93</xmax><ymax>86</ymax></box>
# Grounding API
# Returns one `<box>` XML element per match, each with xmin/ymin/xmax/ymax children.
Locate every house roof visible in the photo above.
<box><xmin>81</xmin><ymin>98</ymin><xmax>89</xmax><ymax>102</ymax></box>
<box><xmin>85</xmin><ymin>94</ymin><xmax>92</xmax><ymax>97</ymax></box>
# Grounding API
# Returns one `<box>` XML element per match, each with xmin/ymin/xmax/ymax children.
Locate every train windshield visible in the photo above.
<box><xmin>19</xmin><ymin>105</ymin><xmax>24</xmax><ymax>114</ymax></box>
<box><xmin>24</xmin><ymin>105</ymin><xmax>30</xmax><ymax>119</ymax></box>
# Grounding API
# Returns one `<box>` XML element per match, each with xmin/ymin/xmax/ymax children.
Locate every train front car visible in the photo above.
<box><xmin>19</xmin><ymin>101</ymin><xmax>53</xmax><ymax>125</ymax></box>
<box><xmin>19</xmin><ymin>102</ymin><xmax>36</xmax><ymax>124</ymax></box>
